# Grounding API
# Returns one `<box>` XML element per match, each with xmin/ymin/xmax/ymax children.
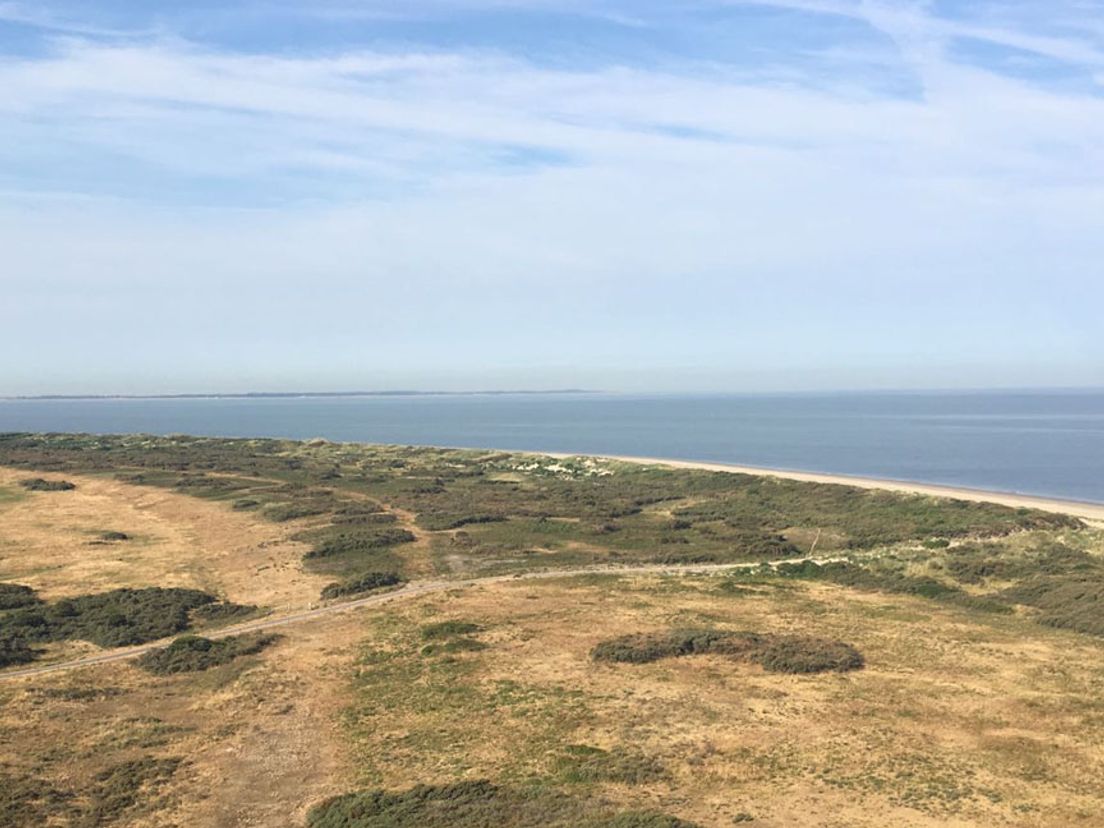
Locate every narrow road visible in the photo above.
<box><xmin>0</xmin><ymin>556</ymin><xmax>845</xmax><ymax>681</ymax></box>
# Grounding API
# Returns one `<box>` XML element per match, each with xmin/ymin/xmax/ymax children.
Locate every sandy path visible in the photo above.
<box><xmin>0</xmin><ymin>556</ymin><xmax>850</xmax><ymax>681</ymax></box>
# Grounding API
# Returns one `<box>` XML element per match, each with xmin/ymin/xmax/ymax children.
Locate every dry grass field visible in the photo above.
<box><xmin>2</xmin><ymin>435</ymin><xmax>1103</xmax><ymax>827</ymax></box>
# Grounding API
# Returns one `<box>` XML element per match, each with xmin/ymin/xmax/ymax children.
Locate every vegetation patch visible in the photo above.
<box><xmin>306</xmin><ymin>780</ymin><xmax>699</xmax><ymax>828</ymax></box>
<box><xmin>137</xmin><ymin>633</ymin><xmax>279</xmax><ymax>674</ymax></box>
<box><xmin>420</xmin><ymin>620</ymin><xmax>482</xmax><ymax>640</ymax></box>
<box><xmin>19</xmin><ymin>477</ymin><xmax>76</xmax><ymax>491</ymax></box>
<box><xmin>0</xmin><ymin>434</ymin><xmax>1085</xmax><ymax>580</ymax></box>
<box><xmin>767</xmin><ymin>560</ymin><xmax>1013</xmax><ymax>614</ymax></box>
<box><xmin>418</xmin><ymin>619</ymin><xmax>487</xmax><ymax>655</ymax></box>
<box><xmin>1001</xmin><ymin>576</ymin><xmax>1104</xmax><ymax>637</ymax></box>
<box><xmin>0</xmin><ymin>587</ymin><xmax>222</xmax><ymax>651</ymax></box>
<box><xmin>83</xmin><ymin>756</ymin><xmax>182</xmax><ymax>826</ymax></box>
<box><xmin>191</xmin><ymin>600</ymin><xmax>260</xmax><ymax>626</ymax></box>
<box><xmin>591</xmin><ymin>629</ymin><xmax>864</xmax><ymax>674</ymax></box>
<box><xmin>551</xmin><ymin>744</ymin><xmax>667</xmax><ymax>785</ymax></box>
<box><xmin>263</xmin><ymin>502</ymin><xmax>332</xmax><ymax>522</ymax></box>
<box><xmin>321</xmin><ymin>572</ymin><xmax>404</xmax><ymax>600</ymax></box>
<box><xmin>0</xmin><ymin>583</ymin><xmax>42</xmax><ymax>610</ymax></box>
<box><xmin>97</xmin><ymin>531</ymin><xmax>131</xmax><ymax>542</ymax></box>
<box><xmin>0</xmin><ymin>769</ymin><xmax>74</xmax><ymax>825</ymax></box>
<box><xmin>302</xmin><ymin>529</ymin><xmax>417</xmax><ymax>561</ymax></box>
<box><xmin>420</xmin><ymin>637</ymin><xmax>488</xmax><ymax>656</ymax></box>
<box><xmin>0</xmin><ymin>633</ymin><xmax>39</xmax><ymax>668</ymax></box>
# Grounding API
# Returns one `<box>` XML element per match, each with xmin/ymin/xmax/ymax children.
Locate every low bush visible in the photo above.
<box><xmin>303</xmin><ymin>529</ymin><xmax>417</xmax><ymax>560</ymax></box>
<box><xmin>264</xmin><ymin>502</ymin><xmax>331</xmax><ymax>522</ymax></box>
<box><xmin>19</xmin><ymin>478</ymin><xmax>75</xmax><ymax>491</ymax></box>
<box><xmin>0</xmin><ymin>587</ymin><xmax>217</xmax><ymax>648</ymax></box>
<box><xmin>306</xmin><ymin>780</ymin><xmax>700</xmax><ymax>828</ymax></box>
<box><xmin>0</xmin><ymin>583</ymin><xmax>41</xmax><ymax>610</ymax></box>
<box><xmin>0</xmin><ymin>633</ymin><xmax>38</xmax><ymax>668</ymax></box>
<box><xmin>332</xmin><ymin>512</ymin><xmax>398</xmax><ymax>527</ymax></box>
<box><xmin>98</xmin><ymin>531</ymin><xmax>130</xmax><ymax>542</ymax></box>
<box><xmin>435</xmin><ymin>514</ymin><xmax>508</xmax><ymax>530</ymax></box>
<box><xmin>137</xmin><ymin>633</ymin><xmax>279</xmax><ymax>674</ymax></box>
<box><xmin>321</xmin><ymin>572</ymin><xmax>404</xmax><ymax>600</ymax></box>
<box><xmin>752</xmin><ymin>635</ymin><xmax>865</xmax><ymax>674</ymax></box>
<box><xmin>191</xmin><ymin>601</ymin><xmax>259</xmax><ymax>625</ymax></box>
<box><xmin>592</xmin><ymin>628</ymin><xmax>863</xmax><ymax>674</ymax></box>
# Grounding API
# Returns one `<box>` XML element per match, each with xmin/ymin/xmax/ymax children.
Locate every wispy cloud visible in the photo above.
<box><xmin>0</xmin><ymin>0</ymin><xmax>1101</xmax><ymax>392</ymax></box>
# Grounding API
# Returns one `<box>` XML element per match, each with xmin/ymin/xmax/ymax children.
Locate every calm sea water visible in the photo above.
<box><xmin>1</xmin><ymin>391</ymin><xmax>1102</xmax><ymax>503</ymax></box>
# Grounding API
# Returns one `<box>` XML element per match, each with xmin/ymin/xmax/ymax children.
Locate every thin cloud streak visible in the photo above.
<box><xmin>0</xmin><ymin>0</ymin><xmax>1101</xmax><ymax>393</ymax></box>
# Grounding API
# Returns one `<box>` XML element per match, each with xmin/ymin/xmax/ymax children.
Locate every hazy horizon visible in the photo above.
<box><xmin>3</xmin><ymin>1</ymin><xmax>1102</xmax><ymax>395</ymax></box>
<box><xmin>5</xmin><ymin>384</ymin><xmax>1104</xmax><ymax>401</ymax></box>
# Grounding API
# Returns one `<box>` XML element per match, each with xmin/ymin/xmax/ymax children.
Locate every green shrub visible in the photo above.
<box><xmin>592</xmin><ymin>629</ymin><xmax>863</xmax><ymax>674</ymax></box>
<box><xmin>0</xmin><ymin>583</ymin><xmax>41</xmax><ymax>610</ymax></box>
<box><xmin>19</xmin><ymin>478</ymin><xmax>75</xmax><ymax>491</ymax></box>
<box><xmin>306</xmin><ymin>780</ymin><xmax>700</xmax><ymax>828</ymax></box>
<box><xmin>137</xmin><ymin>633</ymin><xmax>279</xmax><ymax>674</ymax></box>
<box><xmin>304</xmin><ymin>529</ymin><xmax>416</xmax><ymax>560</ymax></box>
<box><xmin>264</xmin><ymin>502</ymin><xmax>331</xmax><ymax>522</ymax></box>
<box><xmin>321</xmin><ymin>572</ymin><xmax>404</xmax><ymax>600</ymax></box>
<box><xmin>191</xmin><ymin>601</ymin><xmax>259</xmax><ymax>625</ymax></box>
<box><xmin>751</xmin><ymin>635</ymin><xmax>865</xmax><ymax>674</ymax></box>
<box><xmin>0</xmin><ymin>587</ymin><xmax>217</xmax><ymax>648</ymax></box>
<box><xmin>0</xmin><ymin>633</ymin><xmax>39</xmax><ymax>668</ymax></box>
<box><xmin>421</xmin><ymin>514</ymin><xmax>507</xmax><ymax>530</ymax></box>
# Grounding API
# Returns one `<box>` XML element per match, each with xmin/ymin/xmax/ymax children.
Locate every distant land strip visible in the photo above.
<box><xmin>2</xmin><ymin>389</ymin><xmax>598</xmax><ymax>401</ymax></box>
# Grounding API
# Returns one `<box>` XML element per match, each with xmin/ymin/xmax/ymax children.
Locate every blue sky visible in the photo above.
<box><xmin>2</xmin><ymin>1</ymin><xmax>1102</xmax><ymax>394</ymax></box>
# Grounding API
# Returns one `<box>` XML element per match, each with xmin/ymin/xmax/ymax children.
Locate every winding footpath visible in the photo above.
<box><xmin>0</xmin><ymin>556</ymin><xmax>846</xmax><ymax>681</ymax></box>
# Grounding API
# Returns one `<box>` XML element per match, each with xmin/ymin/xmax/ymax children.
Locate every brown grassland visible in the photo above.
<box><xmin>1</xmin><ymin>434</ymin><xmax>1103</xmax><ymax>827</ymax></box>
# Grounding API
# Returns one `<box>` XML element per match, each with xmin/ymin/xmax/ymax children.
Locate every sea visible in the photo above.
<box><xmin>1</xmin><ymin>390</ymin><xmax>1102</xmax><ymax>504</ymax></box>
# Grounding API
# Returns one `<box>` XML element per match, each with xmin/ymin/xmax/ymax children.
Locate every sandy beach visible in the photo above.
<box><xmin>545</xmin><ymin>452</ymin><xmax>1104</xmax><ymax>525</ymax></box>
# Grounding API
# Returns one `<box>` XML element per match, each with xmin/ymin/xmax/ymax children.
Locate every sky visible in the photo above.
<box><xmin>1</xmin><ymin>0</ymin><xmax>1102</xmax><ymax>395</ymax></box>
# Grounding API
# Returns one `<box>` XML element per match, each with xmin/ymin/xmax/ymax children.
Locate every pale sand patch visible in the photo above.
<box><xmin>0</xmin><ymin>467</ymin><xmax>330</xmax><ymax>607</ymax></box>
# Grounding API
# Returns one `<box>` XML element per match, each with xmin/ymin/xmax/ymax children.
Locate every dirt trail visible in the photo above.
<box><xmin>0</xmin><ymin>555</ymin><xmax>847</xmax><ymax>681</ymax></box>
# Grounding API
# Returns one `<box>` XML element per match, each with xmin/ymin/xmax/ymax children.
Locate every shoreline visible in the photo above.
<box><xmin>545</xmin><ymin>452</ymin><xmax>1104</xmax><ymax>524</ymax></box>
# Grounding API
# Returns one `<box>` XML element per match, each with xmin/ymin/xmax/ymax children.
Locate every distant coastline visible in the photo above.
<box><xmin>2</xmin><ymin>389</ymin><xmax>598</xmax><ymax>402</ymax></box>
<box><xmin>574</xmin><ymin>453</ymin><xmax>1104</xmax><ymax>523</ymax></box>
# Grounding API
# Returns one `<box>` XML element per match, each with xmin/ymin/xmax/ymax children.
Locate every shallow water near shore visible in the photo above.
<box><xmin>1</xmin><ymin>389</ymin><xmax>1102</xmax><ymax>503</ymax></box>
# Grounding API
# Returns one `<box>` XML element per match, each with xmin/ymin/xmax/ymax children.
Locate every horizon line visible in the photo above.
<box><xmin>3</xmin><ymin>385</ymin><xmax>1103</xmax><ymax>402</ymax></box>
